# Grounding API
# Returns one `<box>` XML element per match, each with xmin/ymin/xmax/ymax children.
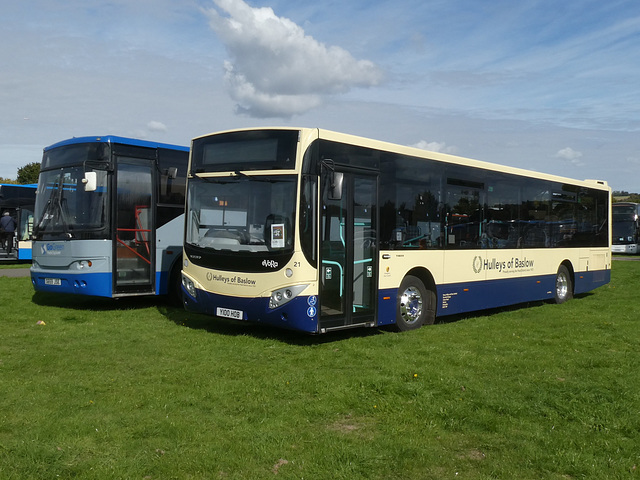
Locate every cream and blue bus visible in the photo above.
<box><xmin>181</xmin><ymin>128</ymin><xmax>611</xmax><ymax>333</ymax></box>
<box><xmin>31</xmin><ymin>136</ymin><xmax>188</xmax><ymax>301</ymax></box>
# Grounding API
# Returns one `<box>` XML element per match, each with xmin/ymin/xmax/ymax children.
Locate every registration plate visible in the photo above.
<box><xmin>216</xmin><ymin>307</ymin><xmax>243</xmax><ymax>320</ymax></box>
<box><xmin>44</xmin><ymin>278</ymin><xmax>62</xmax><ymax>286</ymax></box>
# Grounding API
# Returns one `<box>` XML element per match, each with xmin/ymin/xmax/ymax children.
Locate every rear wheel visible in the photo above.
<box><xmin>395</xmin><ymin>275</ymin><xmax>436</xmax><ymax>331</ymax></box>
<box><xmin>554</xmin><ymin>265</ymin><xmax>573</xmax><ymax>304</ymax></box>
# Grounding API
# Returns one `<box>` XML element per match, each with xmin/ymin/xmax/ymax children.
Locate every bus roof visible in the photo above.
<box><xmin>44</xmin><ymin>135</ymin><xmax>189</xmax><ymax>152</ymax></box>
<box><xmin>193</xmin><ymin>127</ymin><xmax>610</xmax><ymax>192</ymax></box>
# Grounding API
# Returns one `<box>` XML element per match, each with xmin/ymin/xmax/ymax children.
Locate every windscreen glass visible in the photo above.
<box><xmin>186</xmin><ymin>175</ymin><xmax>296</xmax><ymax>254</ymax></box>
<box><xmin>33</xmin><ymin>166</ymin><xmax>109</xmax><ymax>239</ymax></box>
<box><xmin>612</xmin><ymin>205</ymin><xmax>637</xmax><ymax>243</ymax></box>
<box><xmin>612</xmin><ymin>220</ymin><xmax>636</xmax><ymax>241</ymax></box>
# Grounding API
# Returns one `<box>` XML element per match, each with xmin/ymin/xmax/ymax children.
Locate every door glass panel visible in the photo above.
<box><xmin>116</xmin><ymin>163</ymin><xmax>153</xmax><ymax>289</ymax></box>
<box><xmin>320</xmin><ymin>178</ymin><xmax>347</xmax><ymax>316</ymax></box>
<box><xmin>320</xmin><ymin>172</ymin><xmax>377</xmax><ymax>327</ymax></box>
<box><xmin>353</xmin><ymin>177</ymin><xmax>376</xmax><ymax>314</ymax></box>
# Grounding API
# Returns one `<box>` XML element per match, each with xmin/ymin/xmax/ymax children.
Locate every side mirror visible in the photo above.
<box><xmin>83</xmin><ymin>171</ymin><xmax>97</xmax><ymax>192</ymax></box>
<box><xmin>328</xmin><ymin>172</ymin><xmax>344</xmax><ymax>200</ymax></box>
<box><xmin>166</xmin><ymin>167</ymin><xmax>178</xmax><ymax>179</ymax></box>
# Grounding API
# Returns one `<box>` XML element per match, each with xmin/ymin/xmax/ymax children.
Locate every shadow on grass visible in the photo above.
<box><xmin>31</xmin><ymin>290</ymin><xmax>383</xmax><ymax>345</ymax></box>
<box><xmin>162</xmin><ymin>294</ymin><xmax>594</xmax><ymax>345</ymax></box>
<box><xmin>0</xmin><ymin>261</ymin><xmax>31</xmax><ymax>268</ymax></box>
<box><xmin>161</xmin><ymin>305</ymin><xmax>386</xmax><ymax>346</ymax></box>
<box><xmin>31</xmin><ymin>289</ymin><xmax>595</xmax><ymax>345</ymax></box>
<box><xmin>435</xmin><ymin>302</ymin><xmax>541</xmax><ymax>325</ymax></box>
<box><xmin>31</xmin><ymin>291</ymin><xmax>167</xmax><ymax>311</ymax></box>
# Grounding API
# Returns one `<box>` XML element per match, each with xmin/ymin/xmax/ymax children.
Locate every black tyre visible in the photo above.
<box><xmin>395</xmin><ymin>275</ymin><xmax>435</xmax><ymax>331</ymax></box>
<box><xmin>554</xmin><ymin>265</ymin><xmax>573</xmax><ymax>304</ymax></box>
<box><xmin>167</xmin><ymin>260</ymin><xmax>184</xmax><ymax>307</ymax></box>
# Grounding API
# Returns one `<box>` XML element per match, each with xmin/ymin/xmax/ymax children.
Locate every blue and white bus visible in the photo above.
<box><xmin>0</xmin><ymin>183</ymin><xmax>37</xmax><ymax>261</ymax></box>
<box><xmin>31</xmin><ymin>136</ymin><xmax>188</xmax><ymax>300</ymax></box>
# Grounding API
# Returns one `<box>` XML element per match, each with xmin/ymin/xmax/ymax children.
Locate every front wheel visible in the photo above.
<box><xmin>395</xmin><ymin>275</ymin><xmax>436</xmax><ymax>331</ymax></box>
<box><xmin>167</xmin><ymin>260</ymin><xmax>184</xmax><ymax>307</ymax></box>
<box><xmin>554</xmin><ymin>265</ymin><xmax>573</xmax><ymax>304</ymax></box>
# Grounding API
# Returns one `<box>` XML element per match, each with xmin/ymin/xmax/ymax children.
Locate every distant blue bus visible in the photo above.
<box><xmin>30</xmin><ymin>136</ymin><xmax>189</xmax><ymax>300</ymax></box>
<box><xmin>0</xmin><ymin>183</ymin><xmax>37</xmax><ymax>261</ymax></box>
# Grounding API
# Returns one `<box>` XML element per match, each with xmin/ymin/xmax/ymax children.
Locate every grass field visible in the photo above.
<box><xmin>1</xmin><ymin>261</ymin><xmax>638</xmax><ymax>479</ymax></box>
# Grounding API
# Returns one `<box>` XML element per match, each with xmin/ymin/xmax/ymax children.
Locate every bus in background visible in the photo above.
<box><xmin>0</xmin><ymin>183</ymin><xmax>37</xmax><ymax>261</ymax></box>
<box><xmin>31</xmin><ymin>136</ymin><xmax>188</xmax><ymax>301</ymax></box>
<box><xmin>612</xmin><ymin>202</ymin><xmax>640</xmax><ymax>254</ymax></box>
<box><xmin>181</xmin><ymin>128</ymin><xmax>611</xmax><ymax>334</ymax></box>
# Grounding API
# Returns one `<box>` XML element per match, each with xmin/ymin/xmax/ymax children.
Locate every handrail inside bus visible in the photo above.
<box><xmin>115</xmin><ymin>229</ymin><xmax>151</xmax><ymax>265</ymax></box>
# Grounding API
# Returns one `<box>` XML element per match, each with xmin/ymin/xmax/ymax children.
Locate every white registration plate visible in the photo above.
<box><xmin>216</xmin><ymin>307</ymin><xmax>243</xmax><ymax>320</ymax></box>
<box><xmin>44</xmin><ymin>278</ymin><xmax>62</xmax><ymax>286</ymax></box>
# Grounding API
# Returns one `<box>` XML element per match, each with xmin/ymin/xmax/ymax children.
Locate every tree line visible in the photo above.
<box><xmin>613</xmin><ymin>191</ymin><xmax>640</xmax><ymax>203</ymax></box>
<box><xmin>0</xmin><ymin>162</ymin><xmax>41</xmax><ymax>184</ymax></box>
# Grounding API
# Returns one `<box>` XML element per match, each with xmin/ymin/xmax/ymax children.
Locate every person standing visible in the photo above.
<box><xmin>1</xmin><ymin>211</ymin><xmax>16</xmax><ymax>255</ymax></box>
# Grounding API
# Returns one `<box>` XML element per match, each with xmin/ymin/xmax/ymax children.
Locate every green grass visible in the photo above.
<box><xmin>1</xmin><ymin>261</ymin><xmax>639</xmax><ymax>479</ymax></box>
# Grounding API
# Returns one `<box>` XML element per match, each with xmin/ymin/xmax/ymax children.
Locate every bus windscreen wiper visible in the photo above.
<box><xmin>36</xmin><ymin>179</ymin><xmax>72</xmax><ymax>237</ymax></box>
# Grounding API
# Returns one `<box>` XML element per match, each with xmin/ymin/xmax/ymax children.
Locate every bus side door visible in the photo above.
<box><xmin>320</xmin><ymin>169</ymin><xmax>378</xmax><ymax>330</ymax></box>
<box><xmin>114</xmin><ymin>159</ymin><xmax>155</xmax><ymax>295</ymax></box>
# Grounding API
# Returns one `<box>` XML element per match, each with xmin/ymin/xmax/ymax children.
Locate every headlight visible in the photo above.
<box><xmin>269</xmin><ymin>284</ymin><xmax>309</xmax><ymax>309</ymax></box>
<box><xmin>182</xmin><ymin>274</ymin><xmax>197</xmax><ymax>298</ymax></box>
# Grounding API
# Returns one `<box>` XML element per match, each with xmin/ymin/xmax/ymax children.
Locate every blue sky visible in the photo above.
<box><xmin>1</xmin><ymin>0</ymin><xmax>639</xmax><ymax>191</ymax></box>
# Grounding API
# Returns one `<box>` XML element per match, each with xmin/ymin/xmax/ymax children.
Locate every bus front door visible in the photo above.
<box><xmin>114</xmin><ymin>161</ymin><xmax>155</xmax><ymax>296</ymax></box>
<box><xmin>320</xmin><ymin>171</ymin><xmax>377</xmax><ymax>330</ymax></box>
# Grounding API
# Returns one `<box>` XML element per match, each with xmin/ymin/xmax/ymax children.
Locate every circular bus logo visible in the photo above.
<box><xmin>472</xmin><ymin>256</ymin><xmax>483</xmax><ymax>274</ymax></box>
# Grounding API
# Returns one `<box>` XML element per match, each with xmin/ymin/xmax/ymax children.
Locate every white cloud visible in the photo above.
<box><xmin>147</xmin><ymin>121</ymin><xmax>168</xmax><ymax>132</ymax></box>
<box><xmin>204</xmin><ymin>0</ymin><xmax>383</xmax><ymax>118</ymax></box>
<box><xmin>411</xmin><ymin>140</ymin><xmax>458</xmax><ymax>155</ymax></box>
<box><xmin>555</xmin><ymin>147</ymin><xmax>584</xmax><ymax>166</ymax></box>
<box><xmin>130</xmin><ymin>121</ymin><xmax>173</xmax><ymax>141</ymax></box>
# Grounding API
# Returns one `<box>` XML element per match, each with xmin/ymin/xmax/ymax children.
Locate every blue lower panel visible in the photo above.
<box><xmin>574</xmin><ymin>269</ymin><xmax>610</xmax><ymax>295</ymax></box>
<box><xmin>183</xmin><ymin>287</ymin><xmax>320</xmax><ymax>333</ymax></box>
<box><xmin>156</xmin><ymin>271</ymin><xmax>168</xmax><ymax>295</ymax></box>
<box><xmin>377</xmin><ymin>291</ymin><xmax>398</xmax><ymax>326</ymax></box>
<box><xmin>31</xmin><ymin>271</ymin><xmax>113</xmax><ymax>297</ymax></box>
<box><xmin>436</xmin><ymin>275</ymin><xmax>556</xmax><ymax>316</ymax></box>
<box><xmin>377</xmin><ymin>268</ymin><xmax>610</xmax><ymax>322</ymax></box>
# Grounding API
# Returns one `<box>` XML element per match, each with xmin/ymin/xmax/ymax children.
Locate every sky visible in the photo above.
<box><xmin>1</xmin><ymin>0</ymin><xmax>639</xmax><ymax>191</ymax></box>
